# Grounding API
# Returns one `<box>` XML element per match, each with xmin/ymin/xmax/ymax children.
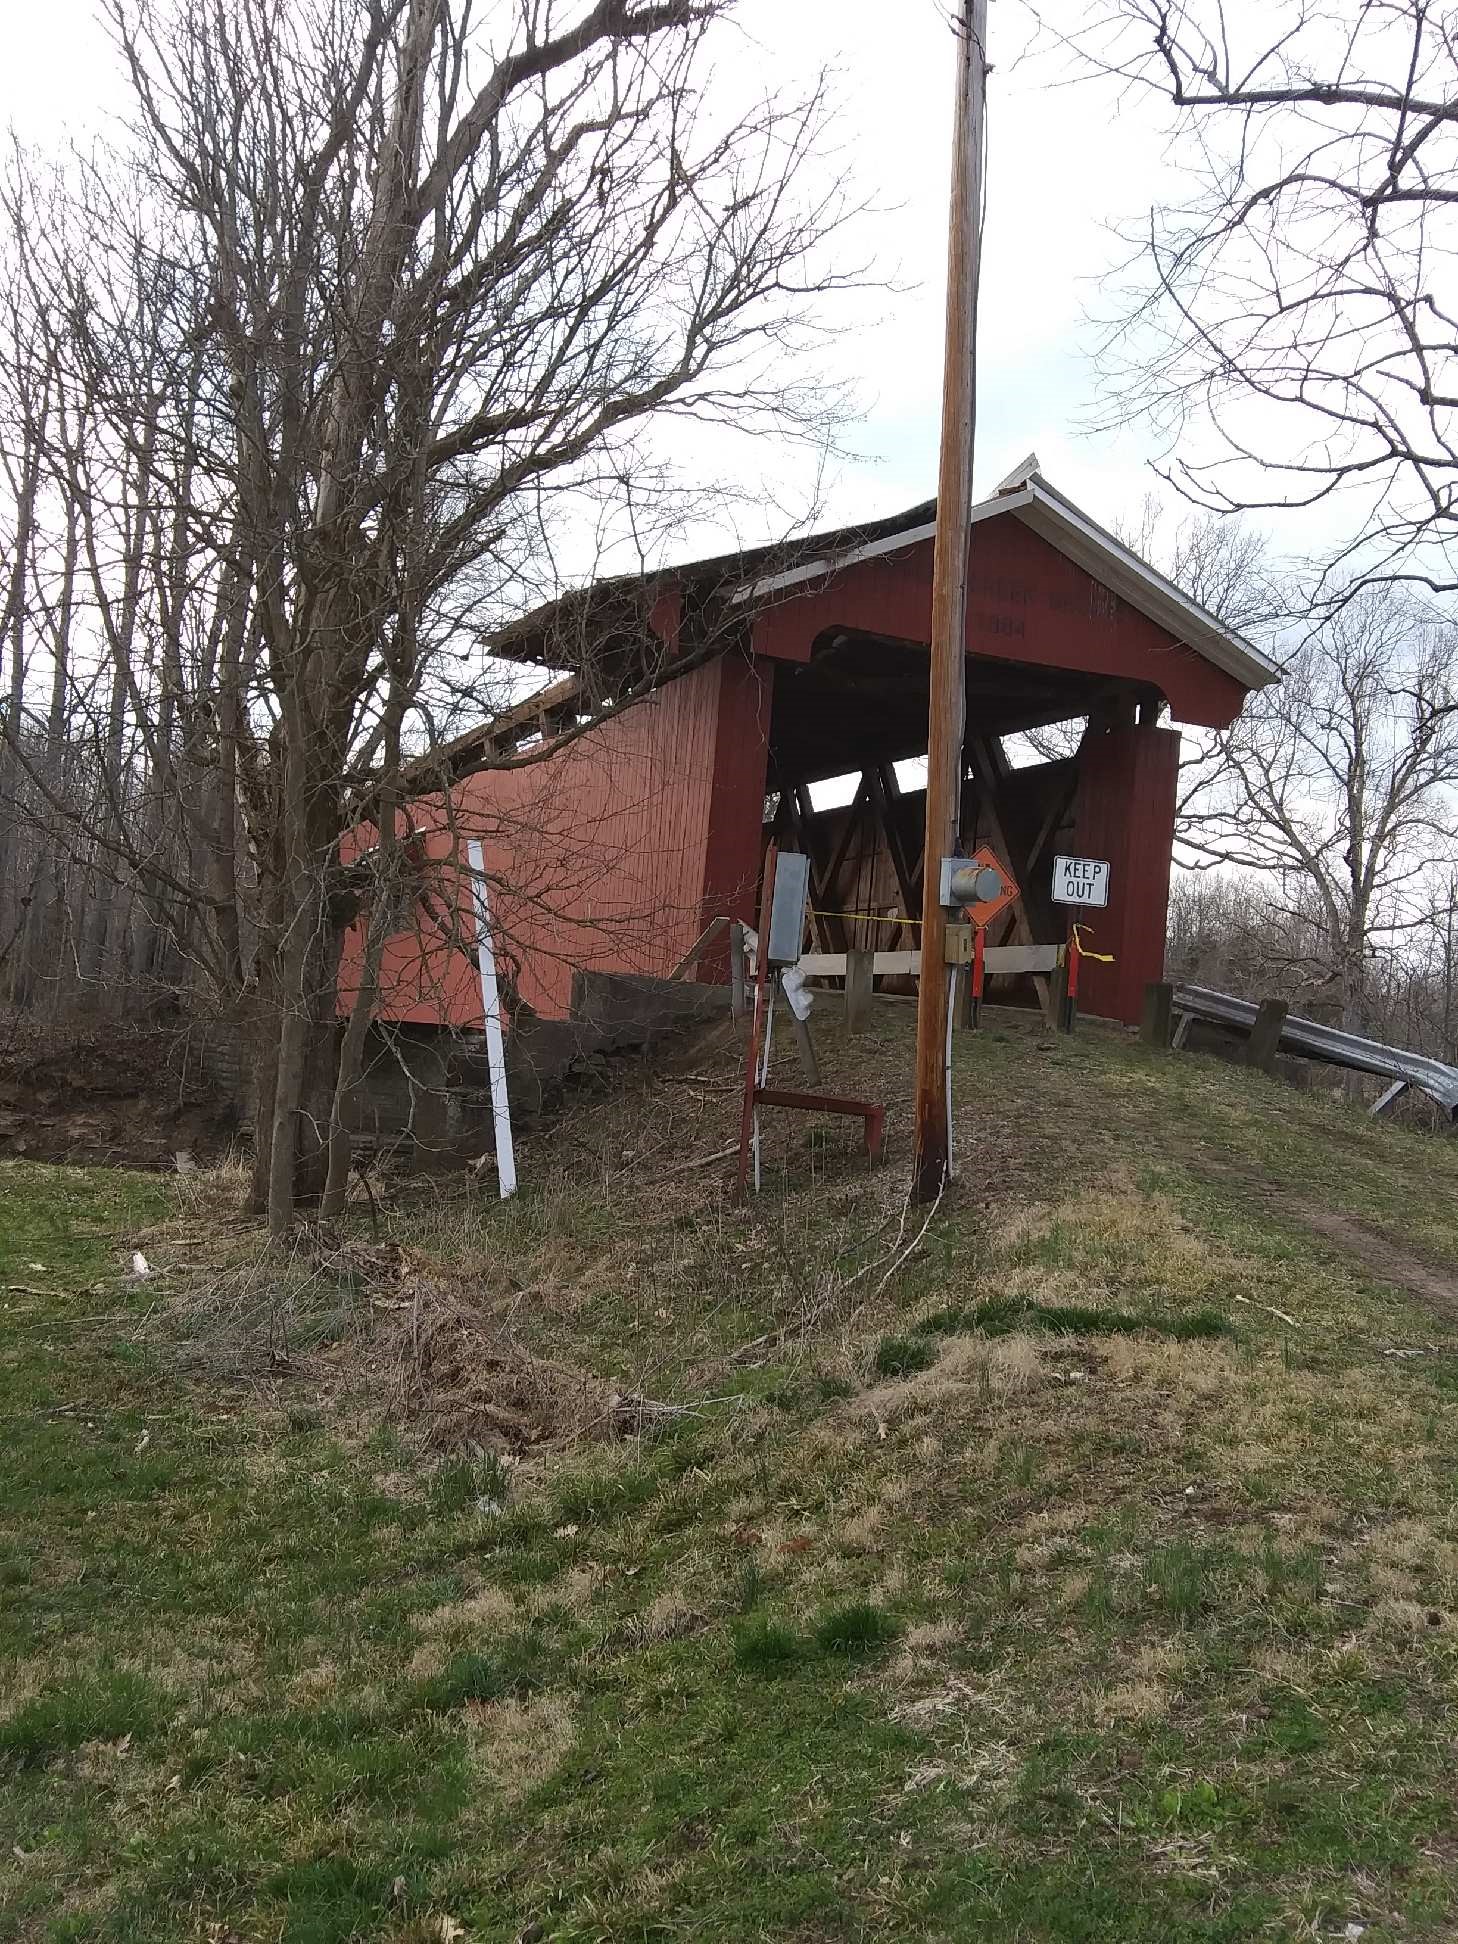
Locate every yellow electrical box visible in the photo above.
<box><xmin>943</xmin><ymin>924</ymin><xmax>974</xmax><ymax>966</ymax></box>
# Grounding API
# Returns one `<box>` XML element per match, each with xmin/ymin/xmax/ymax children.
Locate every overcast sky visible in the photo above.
<box><xmin>0</xmin><ymin>0</ymin><xmax>1335</xmax><ymax>572</ymax></box>
<box><xmin>730</xmin><ymin>0</ymin><xmax>1173</xmax><ymax>519</ymax></box>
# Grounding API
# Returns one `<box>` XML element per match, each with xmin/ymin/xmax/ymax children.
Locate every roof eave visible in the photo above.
<box><xmin>1015</xmin><ymin>477</ymin><xmax>1281</xmax><ymax>692</ymax></box>
<box><xmin>728</xmin><ymin>475</ymin><xmax>1281</xmax><ymax>695</ymax></box>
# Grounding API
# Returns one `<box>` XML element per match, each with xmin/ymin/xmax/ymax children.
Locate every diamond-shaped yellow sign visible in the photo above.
<box><xmin>961</xmin><ymin>843</ymin><xmax>1019</xmax><ymax>931</ymax></box>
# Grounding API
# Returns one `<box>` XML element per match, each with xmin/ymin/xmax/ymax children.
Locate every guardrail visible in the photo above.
<box><xmin>1170</xmin><ymin>983</ymin><xmax>1458</xmax><ymax>1121</ymax></box>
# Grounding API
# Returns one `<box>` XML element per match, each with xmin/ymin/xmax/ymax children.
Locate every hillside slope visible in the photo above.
<box><xmin>4</xmin><ymin>1006</ymin><xmax>1458</xmax><ymax>1943</ymax></box>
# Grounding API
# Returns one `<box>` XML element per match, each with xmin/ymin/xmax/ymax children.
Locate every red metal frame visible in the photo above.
<box><xmin>736</xmin><ymin>843</ymin><xmax>778</xmax><ymax>1198</ymax></box>
<box><xmin>755</xmin><ymin>1089</ymin><xmax>886</xmax><ymax>1160</ymax></box>
<box><xmin>1062</xmin><ymin>922</ymin><xmax>1081</xmax><ymax>1033</ymax></box>
<box><xmin>736</xmin><ymin>840</ymin><xmax>887</xmax><ymax>1195</ymax></box>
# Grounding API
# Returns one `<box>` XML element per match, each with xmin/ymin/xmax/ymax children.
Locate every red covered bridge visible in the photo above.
<box><xmin>350</xmin><ymin>462</ymin><xmax>1277</xmax><ymax>1035</ymax></box>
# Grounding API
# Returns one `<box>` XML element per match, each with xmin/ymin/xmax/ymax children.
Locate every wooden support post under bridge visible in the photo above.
<box><xmin>845</xmin><ymin>947</ymin><xmax>874</xmax><ymax>1035</ymax></box>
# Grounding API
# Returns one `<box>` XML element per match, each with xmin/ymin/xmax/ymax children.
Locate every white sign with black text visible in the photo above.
<box><xmin>1051</xmin><ymin>855</ymin><xmax>1110</xmax><ymax>908</ymax></box>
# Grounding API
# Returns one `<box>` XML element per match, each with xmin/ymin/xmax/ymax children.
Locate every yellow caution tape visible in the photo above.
<box><xmin>1071</xmin><ymin>923</ymin><xmax>1115</xmax><ymax>963</ymax></box>
<box><xmin>809</xmin><ymin>908</ymin><xmax>922</xmax><ymax>928</ymax></box>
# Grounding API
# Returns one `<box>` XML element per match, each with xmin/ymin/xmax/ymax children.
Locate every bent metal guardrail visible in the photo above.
<box><xmin>1172</xmin><ymin>983</ymin><xmax>1458</xmax><ymax>1121</ymax></box>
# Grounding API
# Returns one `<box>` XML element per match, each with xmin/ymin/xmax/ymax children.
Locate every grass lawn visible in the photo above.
<box><xmin>3</xmin><ymin>1010</ymin><xmax>1458</xmax><ymax>1942</ymax></box>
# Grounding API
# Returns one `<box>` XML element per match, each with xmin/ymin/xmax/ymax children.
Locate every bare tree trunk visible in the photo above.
<box><xmin>320</xmin><ymin>892</ymin><xmax>389</xmax><ymax>1218</ymax></box>
<box><xmin>0</xmin><ymin>399</ymin><xmax>42</xmax><ymax>998</ymax></box>
<box><xmin>76</xmin><ymin>425</ymin><xmax>159</xmax><ymax>999</ymax></box>
<box><xmin>1</xmin><ymin>0</ymin><xmax>855</xmax><ymax>1228</ymax></box>
<box><xmin>12</xmin><ymin>496</ymin><xmax>79</xmax><ymax>1007</ymax></box>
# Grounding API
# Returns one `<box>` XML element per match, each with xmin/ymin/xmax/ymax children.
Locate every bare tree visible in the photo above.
<box><xmin>1178</xmin><ymin>594</ymin><xmax>1458</xmax><ymax>1032</ymax></box>
<box><xmin>1116</xmin><ymin>496</ymin><xmax>1281</xmax><ymax>642</ymax></box>
<box><xmin>1053</xmin><ymin>0</ymin><xmax>1458</xmax><ymax>596</ymax></box>
<box><xmin>0</xmin><ymin>0</ymin><xmax>858</xmax><ymax>1232</ymax></box>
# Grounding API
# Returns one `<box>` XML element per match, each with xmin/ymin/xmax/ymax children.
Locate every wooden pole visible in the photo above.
<box><xmin>913</xmin><ymin>0</ymin><xmax>988</xmax><ymax>1204</ymax></box>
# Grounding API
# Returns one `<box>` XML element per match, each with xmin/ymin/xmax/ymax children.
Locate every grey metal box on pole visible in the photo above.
<box><xmin>765</xmin><ymin>851</ymin><xmax>812</xmax><ymax>965</ymax></box>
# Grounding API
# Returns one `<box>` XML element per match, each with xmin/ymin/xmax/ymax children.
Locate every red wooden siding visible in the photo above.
<box><xmin>696</xmin><ymin>653</ymin><xmax>773</xmax><ymax>979</ymax></box>
<box><xmin>1071</xmin><ymin>725</ymin><xmax>1182</xmax><ymax>1024</ymax></box>
<box><xmin>346</xmin><ymin>507</ymin><xmax>1254</xmax><ymax>1036</ymax></box>
<box><xmin>347</xmin><ymin>658</ymin><xmax>727</xmax><ymax>1027</ymax></box>
<box><xmin>751</xmin><ymin>513</ymin><xmax>1248</xmax><ymax>729</ymax></box>
<box><xmin>344</xmin><ymin>818</ymin><xmax>484</xmax><ymax>1026</ymax></box>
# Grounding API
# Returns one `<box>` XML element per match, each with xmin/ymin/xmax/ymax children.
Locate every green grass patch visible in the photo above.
<box><xmin>813</xmin><ymin>1601</ymin><xmax>899</xmax><ymax>1658</ymax></box>
<box><xmin>732</xmin><ymin>1616</ymin><xmax>806</xmax><ymax>1674</ymax></box>
<box><xmin>6</xmin><ymin>1019</ymin><xmax>1458</xmax><ymax>1942</ymax></box>
<box><xmin>417</xmin><ymin>1651</ymin><xmax>505</xmax><ymax>1711</ymax></box>
<box><xmin>873</xmin><ymin>1333</ymin><xmax>938</xmax><ymax>1377</ymax></box>
<box><xmin>427</xmin><ymin>1452</ymin><xmax>511</xmax><ymax>1518</ymax></box>
<box><xmin>0</xmin><ymin>1668</ymin><xmax>171</xmax><ymax>1769</ymax></box>
<box><xmin>917</xmin><ymin>1297</ymin><xmax>1232</xmax><ymax>1342</ymax></box>
<box><xmin>1146</xmin><ymin>1540</ymin><xmax>1220</xmax><ymax>1623</ymax></box>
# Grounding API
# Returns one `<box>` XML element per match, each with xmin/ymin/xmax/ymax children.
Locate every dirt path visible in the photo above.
<box><xmin>1190</xmin><ymin>1152</ymin><xmax>1458</xmax><ymax>1323</ymax></box>
<box><xmin>1262</xmin><ymin>1193</ymin><xmax>1458</xmax><ymax>1321</ymax></box>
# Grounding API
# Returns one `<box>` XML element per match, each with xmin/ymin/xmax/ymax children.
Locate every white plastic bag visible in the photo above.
<box><xmin>781</xmin><ymin>965</ymin><xmax>815</xmax><ymax>1022</ymax></box>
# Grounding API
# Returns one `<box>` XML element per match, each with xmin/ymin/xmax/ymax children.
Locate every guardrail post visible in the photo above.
<box><xmin>1245</xmin><ymin>997</ymin><xmax>1289</xmax><ymax>1073</ymax></box>
<box><xmin>1141</xmin><ymin>980</ymin><xmax>1173</xmax><ymax>1050</ymax></box>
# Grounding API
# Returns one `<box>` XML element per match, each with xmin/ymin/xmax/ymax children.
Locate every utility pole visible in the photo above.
<box><xmin>912</xmin><ymin>0</ymin><xmax>988</xmax><ymax>1203</ymax></box>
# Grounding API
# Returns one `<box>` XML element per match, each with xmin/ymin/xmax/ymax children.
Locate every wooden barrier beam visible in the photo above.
<box><xmin>788</xmin><ymin>1007</ymin><xmax>822</xmax><ymax>1087</ymax></box>
<box><xmin>1371</xmin><ymin>1078</ymin><xmax>1408</xmax><ymax>1118</ymax></box>
<box><xmin>671</xmin><ymin>914</ymin><xmax>727</xmax><ymax>979</ymax></box>
<box><xmin>796</xmin><ymin>944</ymin><xmax>1061</xmax><ymax>979</ymax></box>
<box><xmin>728</xmin><ymin>921</ymin><xmax>747</xmax><ymax>1020</ymax></box>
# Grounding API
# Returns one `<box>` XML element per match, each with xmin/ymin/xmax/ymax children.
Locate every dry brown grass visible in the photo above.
<box><xmin>529</xmin><ymin>1562</ymin><xmax>604</xmax><ymax>1619</ymax></box>
<box><xmin>415</xmin><ymin>1583</ymin><xmax>518</xmax><ymax>1636</ymax></box>
<box><xmin>851</xmin><ymin>1332</ymin><xmax>1048</xmax><ymax>1433</ymax></box>
<box><xmin>289</xmin><ymin>1658</ymin><xmax>340</xmax><ymax>1701</ymax></box>
<box><xmin>1088</xmin><ymin>1678</ymin><xmax>1169</xmax><ymax>1725</ymax></box>
<box><xmin>888</xmin><ymin>1620</ymin><xmax>962</xmax><ymax>1691</ymax></box>
<box><xmin>1367</xmin><ymin>1597</ymin><xmax>1454</xmax><ymax>1637</ymax></box>
<box><xmin>375</xmin><ymin>1277</ymin><xmax>621</xmax><ymax>1450</ymax></box>
<box><xmin>634</xmin><ymin>1590</ymin><xmax>702</xmax><ymax>1642</ymax></box>
<box><xmin>463</xmin><ymin>1693</ymin><xmax>576</xmax><ymax>1803</ymax></box>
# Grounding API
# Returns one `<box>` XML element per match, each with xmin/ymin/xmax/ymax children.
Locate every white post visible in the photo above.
<box><xmin>466</xmin><ymin>839</ymin><xmax>517</xmax><ymax>1199</ymax></box>
<box><xmin>752</xmin><ymin>978</ymin><xmax>777</xmax><ymax>1195</ymax></box>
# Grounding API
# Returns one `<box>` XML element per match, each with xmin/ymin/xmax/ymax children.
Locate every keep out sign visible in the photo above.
<box><xmin>1051</xmin><ymin>855</ymin><xmax>1110</xmax><ymax>908</ymax></box>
